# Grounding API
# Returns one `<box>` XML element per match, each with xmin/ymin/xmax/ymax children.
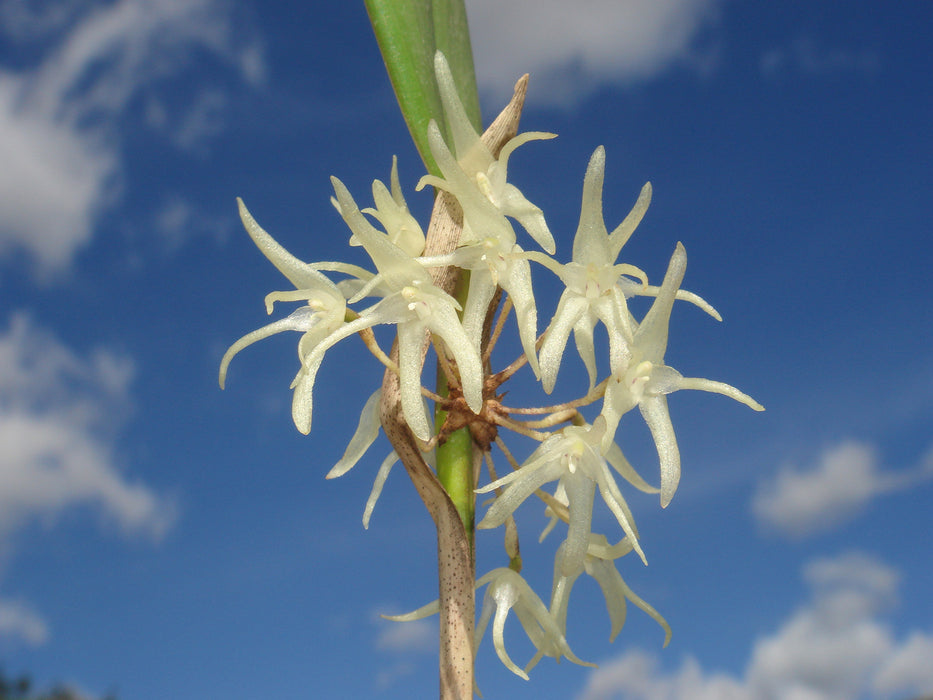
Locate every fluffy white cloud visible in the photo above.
<box><xmin>578</xmin><ymin>652</ymin><xmax>748</xmax><ymax>700</ymax></box>
<box><xmin>0</xmin><ymin>314</ymin><xmax>175</xmax><ymax>645</ymax></box>
<box><xmin>0</xmin><ymin>313</ymin><xmax>175</xmax><ymax>539</ymax></box>
<box><xmin>0</xmin><ymin>313</ymin><xmax>175</xmax><ymax>643</ymax></box>
<box><xmin>466</xmin><ymin>0</ymin><xmax>722</xmax><ymax>106</ymax></box>
<box><xmin>576</xmin><ymin>553</ymin><xmax>933</xmax><ymax>700</ymax></box>
<box><xmin>745</xmin><ymin>554</ymin><xmax>897</xmax><ymax>700</ymax></box>
<box><xmin>873</xmin><ymin>632</ymin><xmax>933</xmax><ymax>697</ymax></box>
<box><xmin>0</xmin><ymin>0</ymin><xmax>263</xmax><ymax>275</ymax></box>
<box><xmin>752</xmin><ymin>442</ymin><xmax>933</xmax><ymax>539</ymax></box>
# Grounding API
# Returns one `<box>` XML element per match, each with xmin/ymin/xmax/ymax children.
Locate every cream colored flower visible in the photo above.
<box><xmin>476</xmin><ymin>417</ymin><xmax>654</xmax><ymax>565</ymax></box>
<box><xmin>549</xmin><ymin>534</ymin><xmax>671</xmax><ymax>647</ymax></box>
<box><xmin>422</xmin><ymin>52</ymin><xmax>555</xmax><ymax>253</ymax></box>
<box><xmin>530</xmin><ymin>147</ymin><xmax>721</xmax><ymax>394</ymax></box>
<box><xmin>326</xmin><ymin>176</ymin><xmax>483</xmax><ymax>441</ymax></box>
<box><xmin>474</xmin><ymin>567</ymin><xmax>593</xmax><ymax>680</ymax></box>
<box><xmin>218</xmin><ymin>199</ymin><xmax>347</xmax><ymax>434</ymax></box>
<box><xmin>416</xmin><ymin>52</ymin><xmax>555</xmax><ymax>375</ymax></box>
<box><xmin>601</xmin><ymin>242</ymin><xmax>764</xmax><ymax>506</ymax></box>
<box><xmin>332</xmin><ymin>156</ymin><xmax>425</xmax><ymax>257</ymax></box>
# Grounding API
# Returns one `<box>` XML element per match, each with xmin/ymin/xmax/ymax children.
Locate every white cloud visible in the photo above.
<box><xmin>0</xmin><ymin>0</ymin><xmax>263</xmax><ymax>276</ymax></box>
<box><xmin>745</xmin><ymin>554</ymin><xmax>897</xmax><ymax>700</ymax></box>
<box><xmin>153</xmin><ymin>194</ymin><xmax>229</xmax><ymax>253</ymax></box>
<box><xmin>0</xmin><ymin>312</ymin><xmax>175</xmax><ymax>645</ymax></box>
<box><xmin>171</xmin><ymin>89</ymin><xmax>228</xmax><ymax>151</ymax></box>
<box><xmin>375</xmin><ymin>617</ymin><xmax>437</xmax><ymax>654</ymax></box>
<box><xmin>373</xmin><ymin>613</ymin><xmax>437</xmax><ymax>691</ymax></box>
<box><xmin>0</xmin><ymin>312</ymin><xmax>175</xmax><ymax>541</ymax></box>
<box><xmin>751</xmin><ymin>442</ymin><xmax>933</xmax><ymax>539</ymax></box>
<box><xmin>873</xmin><ymin>632</ymin><xmax>933</xmax><ymax>697</ymax></box>
<box><xmin>0</xmin><ymin>598</ymin><xmax>49</xmax><ymax>646</ymax></box>
<box><xmin>576</xmin><ymin>552</ymin><xmax>933</xmax><ymax>700</ymax></box>
<box><xmin>578</xmin><ymin>651</ymin><xmax>749</xmax><ymax>700</ymax></box>
<box><xmin>466</xmin><ymin>0</ymin><xmax>723</xmax><ymax>106</ymax></box>
<box><xmin>760</xmin><ymin>37</ymin><xmax>880</xmax><ymax>78</ymax></box>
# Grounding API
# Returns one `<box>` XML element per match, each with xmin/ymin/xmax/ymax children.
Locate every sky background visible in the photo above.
<box><xmin>1</xmin><ymin>1</ymin><xmax>931</xmax><ymax>698</ymax></box>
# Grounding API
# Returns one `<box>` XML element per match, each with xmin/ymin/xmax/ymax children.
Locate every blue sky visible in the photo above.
<box><xmin>1</xmin><ymin>1</ymin><xmax>931</xmax><ymax>698</ymax></box>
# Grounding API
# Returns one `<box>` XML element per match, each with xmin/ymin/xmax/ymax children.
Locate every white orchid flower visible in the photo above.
<box><xmin>529</xmin><ymin>147</ymin><xmax>646</xmax><ymax>393</ymax></box>
<box><xmin>549</xmin><ymin>534</ymin><xmax>671</xmax><ymax>647</ymax></box>
<box><xmin>601</xmin><ymin>243</ymin><xmax>764</xmax><ymax>507</ymax></box>
<box><xmin>530</xmin><ymin>147</ymin><xmax>721</xmax><ymax>394</ymax></box>
<box><xmin>476</xmin><ymin>417</ymin><xmax>655</xmax><ymax>565</ymax></box>
<box><xmin>218</xmin><ymin>199</ymin><xmax>348</xmax><ymax>434</ymax></box>
<box><xmin>324</xmin><ymin>176</ymin><xmax>483</xmax><ymax>441</ymax></box>
<box><xmin>473</xmin><ymin>567</ymin><xmax>594</xmax><ymax>680</ymax></box>
<box><xmin>383</xmin><ymin>567</ymin><xmax>592</xmax><ymax>681</ymax></box>
<box><xmin>331</xmin><ymin>156</ymin><xmax>425</xmax><ymax>257</ymax></box>
<box><xmin>415</xmin><ymin>52</ymin><xmax>555</xmax><ymax>375</ymax></box>
<box><xmin>422</xmin><ymin>52</ymin><xmax>555</xmax><ymax>252</ymax></box>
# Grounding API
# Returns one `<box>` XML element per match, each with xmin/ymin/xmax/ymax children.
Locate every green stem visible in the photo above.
<box><xmin>435</xmin><ymin>267</ymin><xmax>476</xmax><ymax>548</ymax></box>
<box><xmin>435</xmin><ymin>423</ymin><xmax>475</xmax><ymax>543</ymax></box>
<box><xmin>364</xmin><ymin>0</ymin><xmax>480</xmax><ymax>176</ymax></box>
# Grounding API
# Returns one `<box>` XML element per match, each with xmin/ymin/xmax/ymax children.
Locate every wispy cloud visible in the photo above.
<box><xmin>0</xmin><ymin>312</ymin><xmax>175</xmax><ymax>539</ymax></box>
<box><xmin>376</xmin><ymin>617</ymin><xmax>437</xmax><ymax>654</ymax></box>
<box><xmin>0</xmin><ymin>598</ymin><xmax>49</xmax><ymax>646</ymax></box>
<box><xmin>576</xmin><ymin>552</ymin><xmax>933</xmax><ymax>700</ymax></box>
<box><xmin>466</xmin><ymin>0</ymin><xmax>723</xmax><ymax>106</ymax></box>
<box><xmin>0</xmin><ymin>0</ymin><xmax>263</xmax><ymax>276</ymax></box>
<box><xmin>751</xmin><ymin>441</ymin><xmax>933</xmax><ymax>539</ymax></box>
<box><xmin>372</xmin><ymin>611</ymin><xmax>437</xmax><ymax>691</ymax></box>
<box><xmin>761</xmin><ymin>36</ymin><xmax>880</xmax><ymax>78</ymax></box>
<box><xmin>0</xmin><ymin>313</ymin><xmax>176</xmax><ymax>643</ymax></box>
<box><xmin>153</xmin><ymin>193</ymin><xmax>230</xmax><ymax>253</ymax></box>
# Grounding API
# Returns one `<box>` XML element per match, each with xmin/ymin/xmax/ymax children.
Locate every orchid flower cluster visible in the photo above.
<box><xmin>220</xmin><ymin>53</ymin><xmax>763</xmax><ymax>682</ymax></box>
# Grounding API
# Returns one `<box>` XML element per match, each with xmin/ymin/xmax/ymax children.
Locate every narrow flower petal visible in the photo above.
<box><xmin>476</xmin><ymin>461</ymin><xmax>565</xmax><ymax>529</ymax></box>
<box><xmin>608</xmin><ymin>181</ymin><xmax>652</xmax><ymax>260</ymax></box>
<box><xmin>589</xmin><ymin>464</ymin><xmax>646</xmax><ymax>564</ymax></box>
<box><xmin>571</xmin><ymin>146</ymin><xmax>611</xmax><ymax>265</ymax></box>
<box><xmin>561</xmin><ymin>471</ymin><xmax>596</xmax><ymax>578</ymax></box>
<box><xmin>362</xmin><ymin>451</ymin><xmax>398</xmax><ymax>529</ymax></box>
<box><xmin>219</xmin><ymin>310</ymin><xmax>317</xmax><ymax>389</ymax></box>
<box><xmin>291</xmin><ymin>313</ymin><xmax>383</xmax><ymax>434</ymax></box>
<box><xmin>382</xmin><ymin>599</ymin><xmax>440</xmax><ymax>622</ymax></box>
<box><xmin>327</xmin><ymin>389</ymin><xmax>383</xmax><ymax>479</ymax></box>
<box><xmin>502</xmin><ymin>252</ymin><xmax>541</xmax><ymax>376</ymax></box>
<box><xmin>433</xmin><ymin>51</ymin><xmax>483</xmax><ymax>163</ymax></box>
<box><xmin>634</xmin><ymin>243</ymin><xmax>686</xmax><ymax>363</ymax></box>
<box><xmin>677</xmin><ymin>377</ymin><xmax>765</xmax><ymax>411</ymax></box>
<box><xmin>397</xmin><ymin>320</ymin><xmax>434</xmax><ymax>441</ymax></box>
<box><xmin>572</xmin><ymin>311</ymin><xmax>599</xmax><ymax>391</ymax></box>
<box><xmin>605</xmin><ymin>441</ymin><xmax>659</xmax><ymax>494</ymax></box>
<box><xmin>539</xmin><ymin>293</ymin><xmax>589</xmax><ymax>394</ymax></box>
<box><xmin>490</xmin><ymin>586</ymin><xmax>527</xmax><ymax>679</ymax></box>
<box><xmin>639</xmin><ymin>395</ymin><xmax>680</xmax><ymax>508</ymax></box>
<box><xmin>237</xmin><ymin>198</ymin><xmax>325</xmax><ymax>290</ymax></box>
